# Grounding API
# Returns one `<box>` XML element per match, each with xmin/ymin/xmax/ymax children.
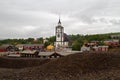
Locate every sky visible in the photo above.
<box><xmin>0</xmin><ymin>0</ymin><xmax>120</xmax><ymax>39</ymax></box>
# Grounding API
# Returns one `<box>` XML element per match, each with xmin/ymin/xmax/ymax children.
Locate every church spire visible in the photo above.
<box><xmin>58</xmin><ymin>16</ymin><xmax>61</xmax><ymax>25</ymax></box>
<box><xmin>58</xmin><ymin>18</ymin><xmax>61</xmax><ymax>24</ymax></box>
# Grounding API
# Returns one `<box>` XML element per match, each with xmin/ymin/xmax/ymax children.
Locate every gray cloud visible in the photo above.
<box><xmin>0</xmin><ymin>0</ymin><xmax>120</xmax><ymax>38</ymax></box>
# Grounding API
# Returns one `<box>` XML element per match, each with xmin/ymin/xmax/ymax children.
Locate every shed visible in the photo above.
<box><xmin>38</xmin><ymin>52</ymin><xmax>63</xmax><ymax>59</ymax></box>
<box><xmin>21</xmin><ymin>50</ymin><xmax>39</xmax><ymax>57</ymax></box>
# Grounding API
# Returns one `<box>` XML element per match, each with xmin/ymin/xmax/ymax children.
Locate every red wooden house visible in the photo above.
<box><xmin>16</xmin><ymin>44</ymin><xmax>44</xmax><ymax>51</ymax></box>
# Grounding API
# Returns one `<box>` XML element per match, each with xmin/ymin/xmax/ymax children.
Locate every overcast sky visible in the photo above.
<box><xmin>0</xmin><ymin>0</ymin><xmax>120</xmax><ymax>39</ymax></box>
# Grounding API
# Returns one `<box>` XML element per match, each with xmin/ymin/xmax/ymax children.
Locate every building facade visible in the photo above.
<box><xmin>54</xmin><ymin>19</ymin><xmax>69</xmax><ymax>49</ymax></box>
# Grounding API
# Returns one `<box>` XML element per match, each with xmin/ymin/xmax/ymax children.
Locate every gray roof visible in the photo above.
<box><xmin>38</xmin><ymin>52</ymin><xmax>54</xmax><ymax>56</ymax></box>
<box><xmin>21</xmin><ymin>50</ymin><xmax>37</xmax><ymax>54</ymax></box>
<box><xmin>64</xmin><ymin>33</ymin><xmax>70</xmax><ymax>42</ymax></box>
<box><xmin>16</xmin><ymin>44</ymin><xmax>44</xmax><ymax>47</ymax></box>
<box><xmin>38</xmin><ymin>51</ymin><xmax>80</xmax><ymax>56</ymax></box>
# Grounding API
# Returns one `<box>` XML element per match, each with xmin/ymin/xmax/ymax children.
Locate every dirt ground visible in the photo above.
<box><xmin>0</xmin><ymin>51</ymin><xmax>120</xmax><ymax>80</ymax></box>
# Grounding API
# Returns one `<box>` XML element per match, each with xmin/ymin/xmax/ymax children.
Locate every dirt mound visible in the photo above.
<box><xmin>0</xmin><ymin>52</ymin><xmax>120</xmax><ymax>80</ymax></box>
<box><xmin>0</xmin><ymin>57</ymin><xmax>50</xmax><ymax>68</ymax></box>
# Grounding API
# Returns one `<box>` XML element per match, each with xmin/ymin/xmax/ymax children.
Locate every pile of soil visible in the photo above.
<box><xmin>0</xmin><ymin>57</ymin><xmax>50</xmax><ymax>68</ymax></box>
<box><xmin>0</xmin><ymin>52</ymin><xmax>120</xmax><ymax>80</ymax></box>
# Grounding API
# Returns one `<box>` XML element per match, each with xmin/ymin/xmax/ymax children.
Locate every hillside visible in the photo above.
<box><xmin>0</xmin><ymin>52</ymin><xmax>120</xmax><ymax>80</ymax></box>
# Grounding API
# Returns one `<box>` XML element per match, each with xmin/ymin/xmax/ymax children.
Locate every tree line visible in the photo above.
<box><xmin>0</xmin><ymin>32</ymin><xmax>120</xmax><ymax>50</ymax></box>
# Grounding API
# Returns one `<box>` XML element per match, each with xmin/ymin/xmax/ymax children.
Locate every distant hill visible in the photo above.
<box><xmin>0</xmin><ymin>51</ymin><xmax>120</xmax><ymax>80</ymax></box>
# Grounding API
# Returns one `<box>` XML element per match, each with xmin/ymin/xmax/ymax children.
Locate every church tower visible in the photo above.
<box><xmin>55</xmin><ymin>18</ymin><xmax>64</xmax><ymax>48</ymax></box>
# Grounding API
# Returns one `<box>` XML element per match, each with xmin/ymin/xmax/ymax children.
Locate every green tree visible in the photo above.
<box><xmin>72</xmin><ymin>40</ymin><xmax>81</xmax><ymax>50</ymax></box>
<box><xmin>44</xmin><ymin>42</ymin><xmax>51</xmax><ymax>48</ymax></box>
<box><xmin>37</xmin><ymin>37</ymin><xmax>43</xmax><ymax>44</ymax></box>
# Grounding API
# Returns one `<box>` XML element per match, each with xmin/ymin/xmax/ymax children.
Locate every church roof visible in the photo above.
<box><xmin>64</xmin><ymin>33</ymin><xmax>70</xmax><ymax>42</ymax></box>
<box><xmin>56</xmin><ymin>18</ymin><xmax>64</xmax><ymax>28</ymax></box>
<box><xmin>56</xmin><ymin>25</ymin><xmax>63</xmax><ymax>28</ymax></box>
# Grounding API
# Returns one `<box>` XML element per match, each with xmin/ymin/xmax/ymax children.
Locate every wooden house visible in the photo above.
<box><xmin>16</xmin><ymin>44</ymin><xmax>44</xmax><ymax>51</ymax></box>
<box><xmin>0</xmin><ymin>44</ymin><xmax>18</xmax><ymax>52</ymax></box>
<box><xmin>93</xmin><ymin>46</ymin><xmax>109</xmax><ymax>52</ymax></box>
<box><xmin>104</xmin><ymin>39</ymin><xmax>120</xmax><ymax>48</ymax></box>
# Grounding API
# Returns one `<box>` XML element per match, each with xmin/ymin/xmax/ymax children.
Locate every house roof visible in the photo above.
<box><xmin>49</xmin><ymin>52</ymin><xmax>64</xmax><ymax>57</ymax></box>
<box><xmin>21</xmin><ymin>50</ymin><xmax>37</xmax><ymax>54</ymax></box>
<box><xmin>16</xmin><ymin>44</ymin><xmax>44</xmax><ymax>47</ymax></box>
<box><xmin>38</xmin><ymin>52</ymin><xmax>64</xmax><ymax>57</ymax></box>
<box><xmin>0</xmin><ymin>44</ymin><xmax>13</xmax><ymax>49</ymax></box>
<box><xmin>38</xmin><ymin>52</ymin><xmax>54</xmax><ymax>56</ymax></box>
<box><xmin>38</xmin><ymin>51</ymin><xmax>76</xmax><ymax>56</ymax></box>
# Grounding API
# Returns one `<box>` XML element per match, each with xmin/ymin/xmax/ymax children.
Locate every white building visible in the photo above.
<box><xmin>81</xmin><ymin>45</ymin><xmax>90</xmax><ymax>52</ymax></box>
<box><xmin>54</xmin><ymin>19</ymin><xmax>69</xmax><ymax>49</ymax></box>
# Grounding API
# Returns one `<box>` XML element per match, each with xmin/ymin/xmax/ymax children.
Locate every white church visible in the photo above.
<box><xmin>54</xmin><ymin>19</ymin><xmax>69</xmax><ymax>49</ymax></box>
